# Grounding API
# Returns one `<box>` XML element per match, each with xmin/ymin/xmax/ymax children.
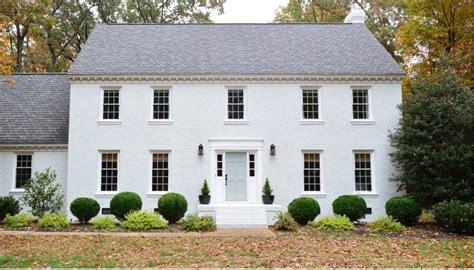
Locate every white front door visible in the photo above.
<box><xmin>225</xmin><ymin>152</ymin><xmax>247</xmax><ymax>201</ymax></box>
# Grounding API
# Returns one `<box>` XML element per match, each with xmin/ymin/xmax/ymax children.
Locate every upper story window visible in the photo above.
<box><xmin>227</xmin><ymin>89</ymin><xmax>244</xmax><ymax>120</ymax></box>
<box><xmin>304</xmin><ymin>152</ymin><xmax>321</xmax><ymax>192</ymax></box>
<box><xmin>100</xmin><ymin>152</ymin><xmax>118</xmax><ymax>192</ymax></box>
<box><xmin>354</xmin><ymin>152</ymin><xmax>372</xmax><ymax>192</ymax></box>
<box><xmin>352</xmin><ymin>89</ymin><xmax>369</xmax><ymax>119</ymax></box>
<box><xmin>15</xmin><ymin>154</ymin><xmax>32</xmax><ymax>189</ymax></box>
<box><xmin>153</xmin><ymin>89</ymin><xmax>170</xmax><ymax>120</ymax></box>
<box><xmin>102</xmin><ymin>89</ymin><xmax>120</xmax><ymax>120</ymax></box>
<box><xmin>302</xmin><ymin>89</ymin><xmax>319</xmax><ymax>119</ymax></box>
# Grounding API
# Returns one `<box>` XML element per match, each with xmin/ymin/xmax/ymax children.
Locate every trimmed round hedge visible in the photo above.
<box><xmin>110</xmin><ymin>192</ymin><xmax>142</xmax><ymax>220</ymax></box>
<box><xmin>70</xmin><ymin>197</ymin><xmax>100</xmax><ymax>224</ymax></box>
<box><xmin>332</xmin><ymin>195</ymin><xmax>367</xmax><ymax>222</ymax></box>
<box><xmin>157</xmin><ymin>192</ymin><xmax>188</xmax><ymax>224</ymax></box>
<box><xmin>385</xmin><ymin>196</ymin><xmax>422</xmax><ymax>226</ymax></box>
<box><xmin>288</xmin><ymin>197</ymin><xmax>320</xmax><ymax>225</ymax></box>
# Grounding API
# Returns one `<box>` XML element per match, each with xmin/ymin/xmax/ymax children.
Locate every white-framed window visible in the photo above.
<box><xmin>15</xmin><ymin>154</ymin><xmax>32</xmax><ymax>189</ymax></box>
<box><xmin>151</xmin><ymin>152</ymin><xmax>169</xmax><ymax>192</ymax></box>
<box><xmin>152</xmin><ymin>88</ymin><xmax>170</xmax><ymax>120</ymax></box>
<box><xmin>354</xmin><ymin>152</ymin><xmax>372</xmax><ymax>192</ymax></box>
<box><xmin>100</xmin><ymin>152</ymin><xmax>118</xmax><ymax>192</ymax></box>
<box><xmin>352</xmin><ymin>88</ymin><xmax>370</xmax><ymax>119</ymax></box>
<box><xmin>249</xmin><ymin>153</ymin><xmax>255</xmax><ymax>177</ymax></box>
<box><xmin>303</xmin><ymin>152</ymin><xmax>321</xmax><ymax>192</ymax></box>
<box><xmin>302</xmin><ymin>88</ymin><xmax>319</xmax><ymax>119</ymax></box>
<box><xmin>227</xmin><ymin>89</ymin><xmax>245</xmax><ymax>120</ymax></box>
<box><xmin>216</xmin><ymin>154</ymin><xmax>223</xmax><ymax>176</ymax></box>
<box><xmin>102</xmin><ymin>88</ymin><xmax>120</xmax><ymax>120</ymax></box>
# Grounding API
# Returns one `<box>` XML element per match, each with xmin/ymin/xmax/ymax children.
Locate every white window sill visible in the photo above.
<box><xmin>146</xmin><ymin>192</ymin><xmax>168</xmax><ymax>198</ymax></box>
<box><xmin>97</xmin><ymin>120</ymin><xmax>122</xmax><ymax>125</ymax></box>
<box><xmin>148</xmin><ymin>119</ymin><xmax>174</xmax><ymax>125</ymax></box>
<box><xmin>9</xmin><ymin>189</ymin><xmax>26</xmax><ymax>195</ymax></box>
<box><xmin>299</xmin><ymin>120</ymin><xmax>325</xmax><ymax>125</ymax></box>
<box><xmin>95</xmin><ymin>192</ymin><xmax>118</xmax><ymax>198</ymax></box>
<box><xmin>223</xmin><ymin>120</ymin><xmax>249</xmax><ymax>125</ymax></box>
<box><xmin>300</xmin><ymin>192</ymin><xmax>327</xmax><ymax>198</ymax></box>
<box><xmin>351</xmin><ymin>120</ymin><xmax>376</xmax><ymax>125</ymax></box>
<box><xmin>354</xmin><ymin>192</ymin><xmax>379</xmax><ymax>198</ymax></box>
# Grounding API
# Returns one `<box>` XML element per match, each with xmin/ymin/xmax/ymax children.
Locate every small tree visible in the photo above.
<box><xmin>262</xmin><ymin>178</ymin><xmax>273</xmax><ymax>196</ymax></box>
<box><xmin>201</xmin><ymin>179</ymin><xmax>210</xmax><ymax>196</ymax></box>
<box><xmin>21</xmin><ymin>168</ymin><xmax>64</xmax><ymax>217</ymax></box>
<box><xmin>389</xmin><ymin>61</ymin><xmax>474</xmax><ymax>207</ymax></box>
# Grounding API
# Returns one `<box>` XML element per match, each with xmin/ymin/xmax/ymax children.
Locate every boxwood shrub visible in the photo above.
<box><xmin>70</xmin><ymin>197</ymin><xmax>100</xmax><ymax>224</ymax></box>
<box><xmin>0</xmin><ymin>196</ymin><xmax>21</xmax><ymax>221</ymax></box>
<box><xmin>432</xmin><ymin>201</ymin><xmax>474</xmax><ymax>235</ymax></box>
<box><xmin>157</xmin><ymin>193</ymin><xmax>188</xmax><ymax>223</ymax></box>
<box><xmin>288</xmin><ymin>197</ymin><xmax>320</xmax><ymax>225</ymax></box>
<box><xmin>385</xmin><ymin>196</ymin><xmax>422</xmax><ymax>226</ymax></box>
<box><xmin>332</xmin><ymin>195</ymin><xmax>367</xmax><ymax>222</ymax></box>
<box><xmin>110</xmin><ymin>192</ymin><xmax>142</xmax><ymax>220</ymax></box>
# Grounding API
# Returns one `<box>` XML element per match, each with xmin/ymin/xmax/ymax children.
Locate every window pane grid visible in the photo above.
<box><xmin>352</xmin><ymin>89</ymin><xmax>369</xmax><ymax>119</ymax></box>
<box><xmin>304</xmin><ymin>153</ymin><xmax>320</xmax><ymax>192</ymax></box>
<box><xmin>152</xmin><ymin>153</ymin><xmax>169</xmax><ymax>192</ymax></box>
<box><xmin>101</xmin><ymin>153</ymin><xmax>118</xmax><ymax>191</ymax></box>
<box><xmin>153</xmin><ymin>90</ymin><xmax>170</xmax><ymax>119</ymax></box>
<box><xmin>302</xmin><ymin>89</ymin><xmax>319</xmax><ymax>119</ymax></box>
<box><xmin>217</xmin><ymin>154</ymin><xmax>223</xmax><ymax>177</ymax></box>
<box><xmin>249</xmin><ymin>154</ymin><xmax>255</xmax><ymax>177</ymax></box>
<box><xmin>355</xmin><ymin>153</ymin><xmax>372</xmax><ymax>191</ymax></box>
<box><xmin>227</xmin><ymin>89</ymin><xmax>244</xmax><ymax>119</ymax></box>
<box><xmin>15</xmin><ymin>154</ymin><xmax>32</xmax><ymax>189</ymax></box>
<box><xmin>103</xmin><ymin>90</ymin><xmax>120</xmax><ymax>120</ymax></box>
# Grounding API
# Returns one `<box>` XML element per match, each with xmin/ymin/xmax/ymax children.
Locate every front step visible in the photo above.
<box><xmin>198</xmin><ymin>204</ymin><xmax>282</xmax><ymax>228</ymax></box>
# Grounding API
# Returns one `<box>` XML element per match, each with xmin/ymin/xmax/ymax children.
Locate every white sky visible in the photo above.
<box><xmin>212</xmin><ymin>0</ymin><xmax>289</xmax><ymax>23</ymax></box>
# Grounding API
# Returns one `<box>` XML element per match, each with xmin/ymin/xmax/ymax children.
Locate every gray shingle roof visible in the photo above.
<box><xmin>0</xmin><ymin>74</ymin><xmax>69</xmax><ymax>145</ymax></box>
<box><xmin>70</xmin><ymin>23</ymin><xmax>404</xmax><ymax>76</ymax></box>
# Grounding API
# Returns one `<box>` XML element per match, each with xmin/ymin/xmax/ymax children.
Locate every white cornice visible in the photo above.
<box><xmin>0</xmin><ymin>144</ymin><xmax>68</xmax><ymax>151</ymax></box>
<box><xmin>69</xmin><ymin>75</ymin><xmax>403</xmax><ymax>84</ymax></box>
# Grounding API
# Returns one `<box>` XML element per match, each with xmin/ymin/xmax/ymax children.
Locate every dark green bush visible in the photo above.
<box><xmin>70</xmin><ymin>197</ymin><xmax>100</xmax><ymax>224</ymax></box>
<box><xmin>385</xmin><ymin>196</ymin><xmax>422</xmax><ymax>225</ymax></box>
<box><xmin>288</xmin><ymin>197</ymin><xmax>320</xmax><ymax>225</ymax></box>
<box><xmin>0</xmin><ymin>196</ymin><xmax>21</xmax><ymax>221</ymax></box>
<box><xmin>157</xmin><ymin>193</ymin><xmax>188</xmax><ymax>223</ymax></box>
<box><xmin>432</xmin><ymin>201</ymin><xmax>474</xmax><ymax>235</ymax></box>
<box><xmin>332</xmin><ymin>195</ymin><xmax>367</xmax><ymax>222</ymax></box>
<box><xmin>110</xmin><ymin>192</ymin><xmax>142</xmax><ymax>220</ymax></box>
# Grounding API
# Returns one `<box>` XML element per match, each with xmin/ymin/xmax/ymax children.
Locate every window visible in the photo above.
<box><xmin>227</xmin><ymin>89</ymin><xmax>244</xmax><ymax>119</ymax></box>
<box><xmin>102</xmin><ymin>89</ymin><xmax>120</xmax><ymax>120</ymax></box>
<box><xmin>153</xmin><ymin>89</ymin><xmax>169</xmax><ymax>120</ymax></box>
<box><xmin>302</xmin><ymin>89</ymin><xmax>319</xmax><ymax>119</ymax></box>
<box><xmin>15</xmin><ymin>154</ymin><xmax>32</xmax><ymax>189</ymax></box>
<box><xmin>100</xmin><ymin>153</ymin><xmax>118</xmax><ymax>191</ymax></box>
<box><xmin>152</xmin><ymin>153</ymin><xmax>169</xmax><ymax>192</ymax></box>
<box><xmin>304</xmin><ymin>153</ymin><xmax>320</xmax><ymax>192</ymax></box>
<box><xmin>249</xmin><ymin>154</ymin><xmax>255</xmax><ymax>177</ymax></box>
<box><xmin>352</xmin><ymin>89</ymin><xmax>369</xmax><ymax>119</ymax></box>
<box><xmin>216</xmin><ymin>154</ymin><xmax>223</xmax><ymax>177</ymax></box>
<box><xmin>355</xmin><ymin>152</ymin><xmax>372</xmax><ymax>192</ymax></box>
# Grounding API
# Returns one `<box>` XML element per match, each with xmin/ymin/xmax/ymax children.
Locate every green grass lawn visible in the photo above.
<box><xmin>0</xmin><ymin>228</ymin><xmax>472</xmax><ymax>268</ymax></box>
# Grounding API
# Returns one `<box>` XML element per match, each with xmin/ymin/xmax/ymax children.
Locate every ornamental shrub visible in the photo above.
<box><xmin>262</xmin><ymin>178</ymin><xmax>273</xmax><ymax>196</ymax></box>
<box><xmin>182</xmin><ymin>214</ymin><xmax>216</xmax><ymax>232</ymax></box>
<box><xmin>201</xmin><ymin>180</ymin><xmax>210</xmax><ymax>196</ymax></box>
<box><xmin>288</xmin><ymin>197</ymin><xmax>320</xmax><ymax>225</ymax></box>
<box><xmin>3</xmin><ymin>213</ymin><xmax>33</xmax><ymax>228</ymax></box>
<box><xmin>70</xmin><ymin>197</ymin><xmax>100</xmax><ymax>224</ymax></box>
<box><xmin>110</xmin><ymin>192</ymin><xmax>142</xmax><ymax>220</ymax></box>
<box><xmin>310</xmin><ymin>215</ymin><xmax>355</xmax><ymax>231</ymax></box>
<box><xmin>369</xmin><ymin>216</ymin><xmax>405</xmax><ymax>232</ymax></box>
<box><xmin>157</xmin><ymin>192</ymin><xmax>188</xmax><ymax>224</ymax></box>
<box><xmin>332</xmin><ymin>195</ymin><xmax>367</xmax><ymax>222</ymax></box>
<box><xmin>92</xmin><ymin>216</ymin><xmax>116</xmax><ymax>231</ymax></box>
<box><xmin>38</xmin><ymin>213</ymin><xmax>69</xmax><ymax>229</ymax></box>
<box><xmin>385</xmin><ymin>196</ymin><xmax>422</xmax><ymax>226</ymax></box>
<box><xmin>0</xmin><ymin>196</ymin><xmax>21</xmax><ymax>221</ymax></box>
<box><xmin>273</xmin><ymin>212</ymin><xmax>298</xmax><ymax>232</ymax></box>
<box><xmin>121</xmin><ymin>211</ymin><xmax>168</xmax><ymax>231</ymax></box>
<box><xmin>432</xmin><ymin>201</ymin><xmax>474</xmax><ymax>235</ymax></box>
<box><xmin>419</xmin><ymin>209</ymin><xmax>436</xmax><ymax>224</ymax></box>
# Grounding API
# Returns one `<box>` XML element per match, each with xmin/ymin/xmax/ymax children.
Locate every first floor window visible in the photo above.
<box><xmin>101</xmin><ymin>153</ymin><xmax>118</xmax><ymax>191</ymax></box>
<box><xmin>302</xmin><ymin>89</ymin><xmax>319</xmax><ymax>119</ymax></box>
<box><xmin>217</xmin><ymin>154</ymin><xmax>223</xmax><ymax>176</ymax></box>
<box><xmin>352</xmin><ymin>89</ymin><xmax>369</xmax><ymax>119</ymax></box>
<box><xmin>249</xmin><ymin>154</ymin><xmax>255</xmax><ymax>177</ymax></box>
<box><xmin>304</xmin><ymin>153</ymin><xmax>320</xmax><ymax>192</ymax></box>
<box><xmin>153</xmin><ymin>89</ymin><xmax>170</xmax><ymax>119</ymax></box>
<box><xmin>103</xmin><ymin>89</ymin><xmax>120</xmax><ymax>120</ymax></box>
<box><xmin>152</xmin><ymin>153</ymin><xmax>169</xmax><ymax>192</ymax></box>
<box><xmin>355</xmin><ymin>152</ymin><xmax>372</xmax><ymax>191</ymax></box>
<box><xmin>227</xmin><ymin>89</ymin><xmax>244</xmax><ymax>119</ymax></box>
<box><xmin>15</xmin><ymin>154</ymin><xmax>32</xmax><ymax>189</ymax></box>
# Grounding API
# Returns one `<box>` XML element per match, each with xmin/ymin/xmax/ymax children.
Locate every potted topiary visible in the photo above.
<box><xmin>262</xmin><ymin>178</ymin><xmax>274</xmax><ymax>204</ymax></box>
<box><xmin>199</xmin><ymin>179</ymin><xmax>211</xmax><ymax>204</ymax></box>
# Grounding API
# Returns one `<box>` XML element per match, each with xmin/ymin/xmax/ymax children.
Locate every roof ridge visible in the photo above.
<box><xmin>103</xmin><ymin>22</ymin><xmax>352</xmax><ymax>26</ymax></box>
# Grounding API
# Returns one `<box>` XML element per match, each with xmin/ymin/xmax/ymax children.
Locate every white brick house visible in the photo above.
<box><xmin>0</xmin><ymin>9</ymin><xmax>404</xmax><ymax>227</ymax></box>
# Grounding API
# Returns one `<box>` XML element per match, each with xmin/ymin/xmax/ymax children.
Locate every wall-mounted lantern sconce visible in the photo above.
<box><xmin>198</xmin><ymin>144</ymin><xmax>204</xmax><ymax>156</ymax></box>
<box><xmin>270</xmin><ymin>144</ymin><xmax>276</xmax><ymax>156</ymax></box>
